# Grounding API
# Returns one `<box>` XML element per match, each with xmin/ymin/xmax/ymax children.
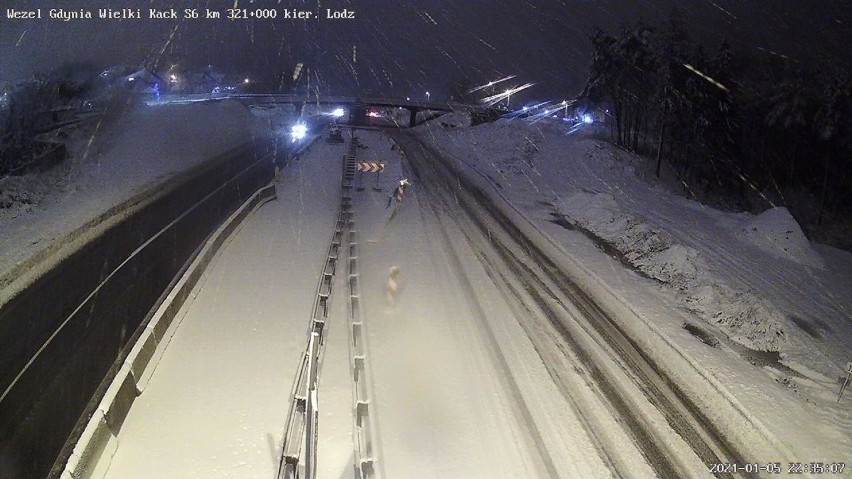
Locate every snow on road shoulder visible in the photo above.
<box><xmin>556</xmin><ymin>189</ymin><xmax>792</xmax><ymax>353</ymax></box>
<box><xmin>350</xmin><ymin>130</ymin><xmax>556</xmax><ymax>478</ymax></box>
<box><xmin>416</xmin><ymin>116</ymin><xmax>850</xmax><ymax>376</ymax></box>
<box><xmin>0</xmin><ymin>99</ymin><xmax>256</xmax><ymax>282</ymax></box>
<box><xmin>102</xmin><ymin>132</ymin><xmax>344</xmax><ymax>479</ymax></box>
<box><xmin>414</xmin><ymin>115</ymin><xmax>852</xmax><ymax>460</ymax></box>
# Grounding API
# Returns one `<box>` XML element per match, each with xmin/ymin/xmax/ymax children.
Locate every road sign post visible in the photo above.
<box><xmin>357</xmin><ymin>161</ymin><xmax>384</xmax><ymax>174</ymax></box>
<box><xmin>373</xmin><ymin>169</ymin><xmax>381</xmax><ymax>191</ymax></box>
<box><xmin>838</xmin><ymin>361</ymin><xmax>852</xmax><ymax>403</ymax></box>
<box><xmin>356</xmin><ymin>161</ymin><xmax>384</xmax><ymax>192</ymax></box>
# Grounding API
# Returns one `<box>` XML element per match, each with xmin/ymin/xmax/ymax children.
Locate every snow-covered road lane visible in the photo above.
<box><xmin>102</xmin><ymin>126</ymin><xmax>744</xmax><ymax>479</ymax></box>
<box><xmin>349</xmin><ymin>151</ymin><xmax>547</xmax><ymax>477</ymax></box>
<box><xmin>102</xmin><ymin>138</ymin><xmax>344</xmax><ymax>479</ymax></box>
<box><xmin>391</xmin><ymin>130</ymin><xmax>733</xmax><ymax>479</ymax></box>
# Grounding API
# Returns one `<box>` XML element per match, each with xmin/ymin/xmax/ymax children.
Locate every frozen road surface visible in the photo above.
<box><xmin>101</xmin><ymin>129</ymin><xmax>734</xmax><ymax>478</ymax></box>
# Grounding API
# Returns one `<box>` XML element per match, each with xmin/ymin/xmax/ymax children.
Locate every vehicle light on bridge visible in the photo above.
<box><xmin>331</xmin><ymin>108</ymin><xmax>345</xmax><ymax>117</ymax></box>
<box><xmin>290</xmin><ymin>123</ymin><xmax>308</xmax><ymax>141</ymax></box>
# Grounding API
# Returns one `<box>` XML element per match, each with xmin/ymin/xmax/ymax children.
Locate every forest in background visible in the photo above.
<box><xmin>580</xmin><ymin>12</ymin><xmax>850</xmax><ymax>244</ymax></box>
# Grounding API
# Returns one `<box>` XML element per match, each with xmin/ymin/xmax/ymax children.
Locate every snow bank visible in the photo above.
<box><xmin>415</xmin><ymin>113</ymin><xmax>852</xmax><ymax>464</ymax></box>
<box><xmin>558</xmin><ymin>191</ymin><xmax>707</xmax><ymax>287</ymax></box>
<box><xmin>736</xmin><ymin>207</ymin><xmax>825</xmax><ymax>269</ymax></box>
<box><xmin>557</xmin><ymin>191</ymin><xmax>794</xmax><ymax>352</ymax></box>
<box><xmin>434</xmin><ymin>112</ymin><xmax>471</xmax><ymax>128</ymax></box>
<box><xmin>0</xmin><ymin>167</ymin><xmax>68</xmax><ymax>219</ymax></box>
<box><xmin>684</xmin><ymin>284</ymin><xmax>788</xmax><ymax>351</ymax></box>
<box><xmin>423</xmin><ymin>116</ymin><xmax>850</xmax><ymax>358</ymax></box>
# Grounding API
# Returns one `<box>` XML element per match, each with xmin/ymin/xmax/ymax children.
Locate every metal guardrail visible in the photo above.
<box><xmin>346</xmin><ymin>217</ymin><xmax>379</xmax><ymax>479</ymax></box>
<box><xmin>276</xmin><ymin>206</ymin><xmax>347</xmax><ymax>479</ymax></box>
<box><xmin>277</xmin><ymin>135</ymin><xmax>360</xmax><ymax>478</ymax></box>
<box><xmin>277</xmin><ymin>132</ymin><xmax>380</xmax><ymax>479</ymax></box>
<box><xmin>342</xmin><ymin>131</ymin><xmax>379</xmax><ymax>478</ymax></box>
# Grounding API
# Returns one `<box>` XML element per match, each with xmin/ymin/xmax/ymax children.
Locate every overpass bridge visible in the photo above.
<box><xmin>222</xmin><ymin>94</ymin><xmax>467</xmax><ymax>127</ymax></box>
<box><xmin>153</xmin><ymin>92</ymin><xmax>501</xmax><ymax>127</ymax></box>
<box><xmin>200</xmin><ymin>93</ymin><xmax>472</xmax><ymax>127</ymax></box>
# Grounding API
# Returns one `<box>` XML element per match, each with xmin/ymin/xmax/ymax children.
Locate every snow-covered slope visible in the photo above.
<box><xmin>0</xmin><ymin>99</ymin><xmax>264</xmax><ymax>285</ymax></box>
<box><xmin>417</xmin><ymin>117</ymin><xmax>850</xmax><ymax>372</ymax></box>
<box><xmin>415</xmin><ymin>116</ymin><xmax>851</xmax><ymax>459</ymax></box>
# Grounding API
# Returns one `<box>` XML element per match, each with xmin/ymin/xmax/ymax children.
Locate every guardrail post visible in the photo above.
<box><xmin>307</xmin><ymin>332</ymin><xmax>319</xmax><ymax>389</ymax></box>
<box><xmin>305</xmin><ymin>389</ymin><xmax>318</xmax><ymax>479</ymax></box>
<box><xmin>304</xmin><ymin>332</ymin><xmax>320</xmax><ymax>479</ymax></box>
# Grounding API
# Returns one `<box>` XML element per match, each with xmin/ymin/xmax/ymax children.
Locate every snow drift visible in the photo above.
<box><xmin>736</xmin><ymin>206</ymin><xmax>825</xmax><ymax>269</ymax></box>
<box><xmin>557</xmin><ymin>190</ymin><xmax>791</xmax><ymax>352</ymax></box>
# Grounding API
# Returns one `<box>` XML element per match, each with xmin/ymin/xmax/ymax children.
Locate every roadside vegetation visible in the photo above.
<box><xmin>581</xmin><ymin>11</ymin><xmax>850</xmax><ymax>247</ymax></box>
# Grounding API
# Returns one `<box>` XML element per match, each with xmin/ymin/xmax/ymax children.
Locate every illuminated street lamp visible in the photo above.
<box><xmin>426</xmin><ymin>91</ymin><xmax>430</xmax><ymax>101</ymax></box>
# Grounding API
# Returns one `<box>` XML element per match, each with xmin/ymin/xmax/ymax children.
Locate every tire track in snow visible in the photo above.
<box><xmin>395</xmin><ymin>130</ymin><xmax>751</xmax><ymax>479</ymax></box>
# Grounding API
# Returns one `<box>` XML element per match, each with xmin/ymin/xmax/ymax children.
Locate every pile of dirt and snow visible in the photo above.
<box><xmin>0</xmin><ymin>168</ymin><xmax>68</xmax><ymax>219</ymax></box>
<box><xmin>736</xmin><ymin>206</ymin><xmax>825</xmax><ymax>269</ymax></box>
<box><xmin>557</xmin><ymin>190</ymin><xmax>795</xmax><ymax>352</ymax></box>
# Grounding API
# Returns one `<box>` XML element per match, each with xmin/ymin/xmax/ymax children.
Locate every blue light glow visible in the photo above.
<box><xmin>290</xmin><ymin>123</ymin><xmax>308</xmax><ymax>141</ymax></box>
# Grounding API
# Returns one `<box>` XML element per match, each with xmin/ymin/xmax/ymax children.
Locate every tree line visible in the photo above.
<box><xmin>581</xmin><ymin>13</ymin><xmax>850</xmax><ymax>224</ymax></box>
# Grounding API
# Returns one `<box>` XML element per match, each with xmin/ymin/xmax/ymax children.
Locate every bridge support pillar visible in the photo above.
<box><xmin>350</xmin><ymin>102</ymin><xmax>367</xmax><ymax>127</ymax></box>
<box><xmin>408</xmin><ymin>107</ymin><xmax>420</xmax><ymax>127</ymax></box>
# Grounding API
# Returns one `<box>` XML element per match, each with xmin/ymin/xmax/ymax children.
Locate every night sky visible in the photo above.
<box><xmin>1</xmin><ymin>0</ymin><xmax>850</xmax><ymax>101</ymax></box>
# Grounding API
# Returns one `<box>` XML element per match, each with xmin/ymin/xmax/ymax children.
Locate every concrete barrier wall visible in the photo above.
<box><xmin>0</xmin><ymin>138</ymin><xmax>277</xmax><ymax>479</ymax></box>
<box><xmin>61</xmin><ymin>184</ymin><xmax>278</xmax><ymax>479</ymax></box>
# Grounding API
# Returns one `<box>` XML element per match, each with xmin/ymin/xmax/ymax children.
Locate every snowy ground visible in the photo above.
<box><xmin>414</xmin><ymin>115</ymin><xmax>851</xmax><ymax>466</ymax></box>
<box><xmin>3</xmin><ymin>101</ymin><xmax>850</xmax><ymax>475</ymax></box>
<box><xmin>101</xmin><ymin>130</ymin><xmax>573</xmax><ymax>478</ymax></box>
<box><xmin>102</xmin><ymin>127</ymin><xmax>725</xmax><ymax>478</ymax></box>
<box><xmin>102</xmin><ymin>135</ymin><xmax>344</xmax><ymax>479</ymax></box>
<box><xmin>0</xmin><ymin>99</ymin><xmax>284</xmax><ymax>288</ymax></box>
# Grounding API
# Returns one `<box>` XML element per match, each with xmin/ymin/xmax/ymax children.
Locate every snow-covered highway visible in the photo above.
<box><xmin>94</xmin><ymin>127</ymin><xmax>746</xmax><ymax>479</ymax></box>
<box><xmin>99</xmin><ymin>130</ymin><xmax>562</xmax><ymax>478</ymax></box>
<box><xmin>47</xmin><ymin>110</ymin><xmax>850</xmax><ymax>479</ymax></box>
